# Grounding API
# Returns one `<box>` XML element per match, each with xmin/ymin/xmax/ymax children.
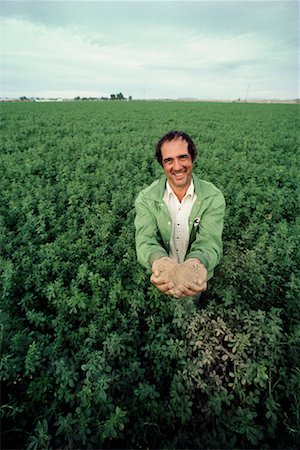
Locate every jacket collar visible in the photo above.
<box><xmin>149</xmin><ymin>174</ymin><xmax>216</xmax><ymax>202</ymax></box>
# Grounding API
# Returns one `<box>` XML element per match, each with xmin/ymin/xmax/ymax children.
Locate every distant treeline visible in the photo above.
<box><xmin>15</xmin><ymin>93</ymin><xmax>133</xmax><ymax>102</ymax></box>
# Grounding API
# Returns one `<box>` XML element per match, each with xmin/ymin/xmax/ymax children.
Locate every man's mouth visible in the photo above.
<box><xmin>173</xmin><ymin>171</ymin><xmax>185</xmax><ymax>178</ymax></box>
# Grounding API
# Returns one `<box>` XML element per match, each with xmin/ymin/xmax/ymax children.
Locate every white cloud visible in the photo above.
<box><xmin>1</xmin><ymin>3</ymin><xmax>298</xmax><ymax>100</ymax></box>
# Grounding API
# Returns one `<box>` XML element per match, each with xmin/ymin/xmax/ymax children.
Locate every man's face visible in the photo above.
<box><xmin>161</xmin><ymin>137</ymin><xmax>193</xmax><ymax>192</ymax></box>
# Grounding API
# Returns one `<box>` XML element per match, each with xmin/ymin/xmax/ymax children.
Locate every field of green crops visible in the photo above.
<box><xmin>1</xmin><ymin>100</ymin><xmax>299</xmax><ymax>449</ymax></box>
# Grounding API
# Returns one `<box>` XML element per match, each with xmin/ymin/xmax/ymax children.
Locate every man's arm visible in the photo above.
<box><xmin>135</xmin><ymin>193</ymin><xmax>177</xmax><ymax>295</ymax></box>
<box><xmin>134</xmin><ymin>192</ymin><xmax>168</xmax><ymax>271</ymax></box>
<box><xmin>187</xmin><ymin>191</ymin><xmax>225</xmax><ymax>280</ymax></box>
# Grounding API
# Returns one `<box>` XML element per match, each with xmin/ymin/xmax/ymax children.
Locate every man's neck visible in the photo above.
<box><xmin>174</xmin><ymin>187</ymin><xmax>188</xmax><ymax>203</ymax></box>
<box><xmin>167</xmin><ymin>179</ymin><xmax>193</xmax><ymax>203</ymax></box>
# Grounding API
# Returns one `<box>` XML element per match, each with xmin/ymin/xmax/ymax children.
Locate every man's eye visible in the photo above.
<box><xmin>179</xmin><ymin>155</ymin><xmax>188</xmax><ymax>160</ymax></box>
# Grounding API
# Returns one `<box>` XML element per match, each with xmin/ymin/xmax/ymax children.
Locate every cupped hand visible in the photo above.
<box><xmin>150</xmin><ymin>257</ymin><xmax>177</xmax><ymax>294</ymax></box>
<box><xmin>169</xmin><ymin>258</ymin><xmax>207</xmax><ymax>298</ymax></box>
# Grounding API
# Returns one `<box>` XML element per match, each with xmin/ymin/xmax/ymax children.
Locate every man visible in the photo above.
<box><xmin>134</xmin><ymin>130</ymin><xmax>225</xmax><ymax>299</ymax></box>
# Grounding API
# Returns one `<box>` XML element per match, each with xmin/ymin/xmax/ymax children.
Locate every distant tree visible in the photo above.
<box><xmin>74</xmin><ymin>96</ymin><xmax>81</xmax><ymax>101</ymax></box>
<box><xmin>128</xmin><ymin>95</ymin><xmax>132</xmax><ymax>101</ymax></box>
<box><xmin>110</xmin><ymin>92</ymin><xmax>126</xmax><ymax>100</ymax></box>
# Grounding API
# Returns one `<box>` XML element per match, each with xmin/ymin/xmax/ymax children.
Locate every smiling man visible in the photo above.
<box><xmin>134</xmin><ymin>130</ymin><xmax>225</xmax><ymax>300</ymax></box>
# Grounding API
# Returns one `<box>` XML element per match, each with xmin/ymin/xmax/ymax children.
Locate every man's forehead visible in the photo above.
<box><xmin>161</xmin><ymin>138</ymin><xmax>189</xmax><ymax>153</ymax></box>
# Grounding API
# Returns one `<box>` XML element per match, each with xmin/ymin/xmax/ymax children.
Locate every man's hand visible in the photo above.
<box><xmin>150</xmin><ymin>257</ymin><xmax>177</xmax><ymax>294</ymax></box>
<box><xmin>169</xmin><ymin>258</ymin><xmax>207</xmax><ymax>298</ymax></box>
<box><xmin>150</xmin><ymin>257</ymin><xmax>207</xmax><ymax>298</ymax></box>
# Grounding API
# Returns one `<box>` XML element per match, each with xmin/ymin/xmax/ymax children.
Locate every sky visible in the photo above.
<box><xmin>1</xmin><ymin>0</ymin><xmax>299</xmax><ymax>100</ymax></box>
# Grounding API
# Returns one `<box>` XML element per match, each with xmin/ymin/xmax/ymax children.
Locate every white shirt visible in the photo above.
<box><xmin>163</xmin><ymin>180</ymin><xmax>197</xmax><ymax>263</ymax></box>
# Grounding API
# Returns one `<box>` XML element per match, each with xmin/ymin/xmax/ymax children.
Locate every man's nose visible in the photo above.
<box><xmin>173</xmin><ymin>158</ymin><xmax>182</xmax><ymax>170</ymax></box>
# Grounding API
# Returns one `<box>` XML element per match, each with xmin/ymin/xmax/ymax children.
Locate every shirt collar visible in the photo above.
<box><xmin>166</xmin><ymin>179</ymin><xmax>195</xmax><ymax>199</ymax></box>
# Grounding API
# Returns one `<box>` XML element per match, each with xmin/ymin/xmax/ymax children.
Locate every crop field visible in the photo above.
<box><xmin>0</xmin><ymin>100</ymin><xmax>299</xmax><ymax>449</ymax></box>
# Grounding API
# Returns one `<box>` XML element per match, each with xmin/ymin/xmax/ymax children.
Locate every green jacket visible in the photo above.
<box><xmin>134</xmin><ymin>174</ymin><xmax>225</xmax><ymax>280</ymax></box>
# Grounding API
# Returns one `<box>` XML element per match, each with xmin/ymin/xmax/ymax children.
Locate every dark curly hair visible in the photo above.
<box><xmin>155</xmin><ymin>130</ymin><xmax>197</xmax><ymax>166</ymax></box>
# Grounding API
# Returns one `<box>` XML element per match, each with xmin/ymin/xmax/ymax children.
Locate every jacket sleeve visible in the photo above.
<box><xmin>187</xmin><ymin>190</ymin><xmax>225</xmax><ymax>280</ymax></box>
<box><xmin>134</xmin><ymin>192</ymin><xmax>168</xmax><ymax>271</ymax></box>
